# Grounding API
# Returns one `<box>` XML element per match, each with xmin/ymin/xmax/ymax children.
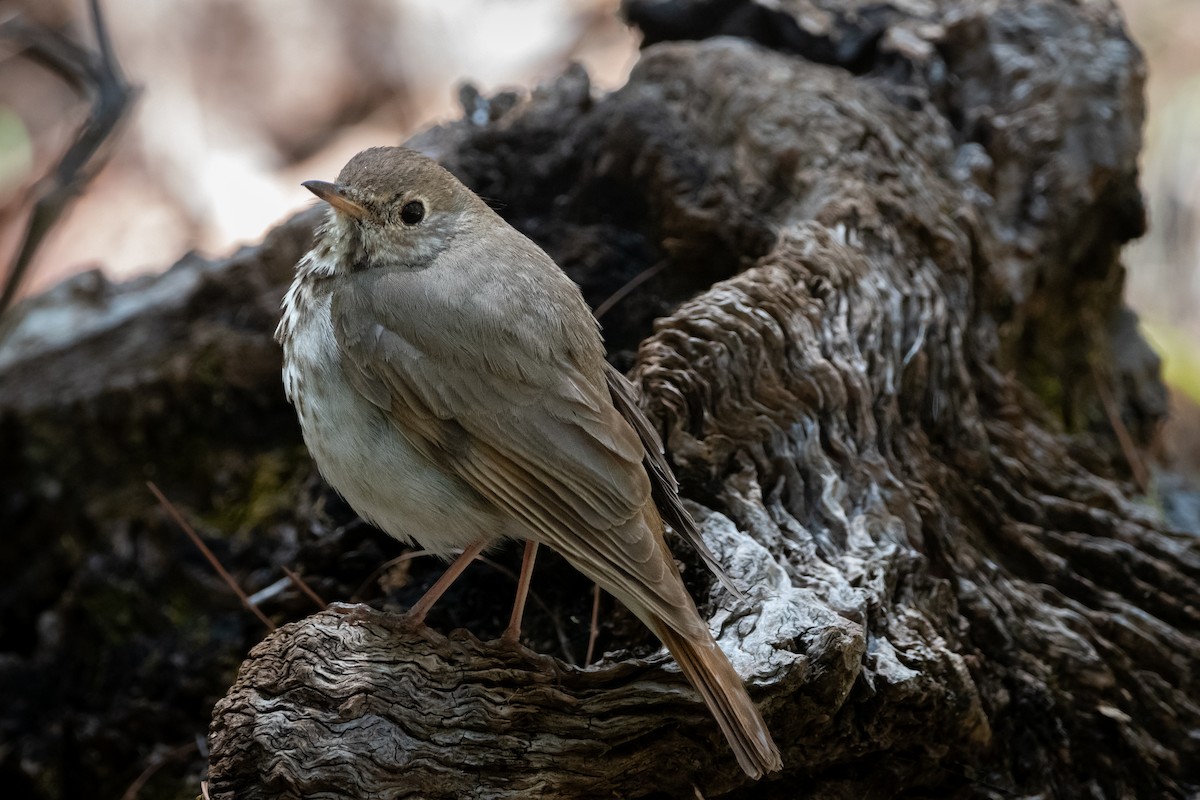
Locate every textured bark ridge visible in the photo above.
<box><xmin>3</xmin><ymin>1</ymin><xmax>1196</xmax><ymax>799</ymax></box>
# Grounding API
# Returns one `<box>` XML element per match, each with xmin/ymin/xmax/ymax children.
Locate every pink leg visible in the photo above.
<box><xmin>585</xmin><ymin>582</ymin><xmax>602</xmax><ymax>665</ymax></box>
<box><xmin>406</xmin><ymin>540</ymin><xmax>488</xmax><ymax>625</ymax></box>
<box><xmin>501</xmin><ymin>541</ymin><xmax>539</xmax><ymax>643</ymax></box>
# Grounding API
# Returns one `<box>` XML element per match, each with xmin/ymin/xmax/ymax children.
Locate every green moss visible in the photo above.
<box><xmin>0</xmin><ymin>105</ymin><xmax>33</xmax><ymax>193</ymax></box>
<box><xmin>199</xmin><ymin>447</ymin><xmax>312</xmax><ymax>536</ymax></box>
<box><xmin>1024</xmin><ymin>367</ymin><xmax>1067</xmax><ymax>423</ymax></box>
<box><xmin>1141</xmin><ymin>321</ymin><xmax>1200</xmax><ymax>404</ymax></box>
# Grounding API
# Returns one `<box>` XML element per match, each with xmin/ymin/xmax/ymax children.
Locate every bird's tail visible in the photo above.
<box><xmin>650</xmin><ymin>617</ymin><xmax>782</xmax><ymax>779</ymax></box>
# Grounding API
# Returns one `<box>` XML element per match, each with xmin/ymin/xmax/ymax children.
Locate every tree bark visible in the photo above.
<box><xmin>3</xmin><ymin>1</ymin><xmax>1196</xmax><ymax>799</ymax></box>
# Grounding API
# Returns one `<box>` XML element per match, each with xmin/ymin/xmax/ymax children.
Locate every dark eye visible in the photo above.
<box><xmin>400</xmin><ymin>201</ymin><xmax>425</xmax><ymax>225</ymax></box>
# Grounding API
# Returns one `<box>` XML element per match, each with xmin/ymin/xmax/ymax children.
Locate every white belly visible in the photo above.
<box><xmin>281</xmin><ymin>288</ymin><xmax>509</xmax><ymax>554</ymax></box>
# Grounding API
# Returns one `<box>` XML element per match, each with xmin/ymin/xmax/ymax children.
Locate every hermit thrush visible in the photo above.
<box><xmin>276</xmin><ymin>146</ymin><xmax>781</xmax><ymax>778</ymax></box>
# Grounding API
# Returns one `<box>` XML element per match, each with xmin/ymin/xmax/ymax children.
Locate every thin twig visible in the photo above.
<box><xmin>0</xmin><ymin>0</ymin><xmax>138</xmax><ymax>318</ymax></box>
<box><xmin>119</xmin><ymin>739</ymin><xmax>199</xmax><ymax>800</ymax></box>
<box><xmin>593</xmin><ymin>260</ymin><xmax>669</xmax><ymax>321</ymax></box>
<box><xmin>147</xmin><ymin>481</ymin><xmax>275</xmax><ymax>631</ymax></box>
<box><xmin>351</xmin><ymin>548</ymin><xmax>433</xmax><ymax>601</ymax></box>
<box><xmin>1091</xmin><ymin>363</ymin><xmax>1151</xmax><ymax>493</ymax></box>
<box><xmin>281</xmin><ymin>564</ymin><xmax>327</xmax><ymax>610</ymax></box>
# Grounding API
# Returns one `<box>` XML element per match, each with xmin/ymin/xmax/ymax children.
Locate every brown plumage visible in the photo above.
<box><xmin>277</xmin><ymin>146</ymin><xmax>781</xmax><ymax>778</ymax></box>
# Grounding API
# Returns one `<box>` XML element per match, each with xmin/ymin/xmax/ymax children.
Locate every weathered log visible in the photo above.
<box><xmin>3</xmin><ymin>0</ymin><xmax>1196</xmax><ymax>798</ymax></box>
<box><xmin>208</xmin><ymin>2</ymin><xmax>1193</xmax><ymax>796</ymax></box>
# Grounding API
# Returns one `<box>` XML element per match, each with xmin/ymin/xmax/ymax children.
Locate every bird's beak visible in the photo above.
<box><xmin>302</xmin><ymin>180</ymin><xmax>368</xmax><ymax>219</ymax></box>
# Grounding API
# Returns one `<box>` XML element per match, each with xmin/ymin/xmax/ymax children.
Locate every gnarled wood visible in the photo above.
<box><xmin>207</xmin><ymin>7</ymin><xmax>1193</xmax><ymax>797</ymax></box>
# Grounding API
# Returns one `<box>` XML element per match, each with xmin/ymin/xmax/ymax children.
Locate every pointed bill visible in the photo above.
<box><xmin>302</xmin><ymin>180</ymin><xmax>368</xmax><ymax>219</ymax></box>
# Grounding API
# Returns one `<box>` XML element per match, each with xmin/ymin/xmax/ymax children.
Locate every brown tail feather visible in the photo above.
<box><xmin>654</xmin><ymin>620</ymin><xmax>782</xmax><ymax>779</ymax></box>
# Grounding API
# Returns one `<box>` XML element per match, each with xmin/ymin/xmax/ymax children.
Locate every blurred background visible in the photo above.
<box><xmin>1119</xmin><ymin>0</ymin><xmax>1200</xmax><ymax>479</ymax></box>
<box><xmin>0</xmin><ymin>0</ymin><xmax>637</xmax><ymax>292</ymax></box>
<box><xmin>0</xmin><ymin>0</ymin><xmax>1196</xmax><ymax>458</ymax></box>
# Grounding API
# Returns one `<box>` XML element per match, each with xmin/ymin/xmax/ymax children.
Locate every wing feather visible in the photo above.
<box><xmin>332</xmin><ymin>261</ymin><xmax>702</xmax><ymax>635</ymax></box>
<box><xmin>604</xmin><ymin>364</ymin><xmax>744</xmax><ymax>599</ymax></box>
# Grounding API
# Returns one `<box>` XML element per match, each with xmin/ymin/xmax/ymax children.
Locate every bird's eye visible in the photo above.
<box><xmin>400</xmin><ymin>201</ymin><xmax>425</xmax><ymax>225</ymax></box>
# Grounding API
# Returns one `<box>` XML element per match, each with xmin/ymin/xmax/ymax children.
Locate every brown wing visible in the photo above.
<box><xmin>331</xmin><ymin>265</ymin><xmax>705</xmax><ymax>638</ymax></box>
<box><xmin>603</xmin><ymin>363</ymin><xmax>743</xmax><ymax>600</ymax></box>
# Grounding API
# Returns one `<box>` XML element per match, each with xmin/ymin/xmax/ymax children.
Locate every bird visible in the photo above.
<box><xmin>275</xmin><ymin>145</ymin><xmax>782</xmax><ymax>779</ymax></box>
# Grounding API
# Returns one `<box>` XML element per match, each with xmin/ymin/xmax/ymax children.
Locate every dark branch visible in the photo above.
<box><xmin>0</xmin><ymin>0</ymin><xmax>137</xmax><ymax>319</ymax></box>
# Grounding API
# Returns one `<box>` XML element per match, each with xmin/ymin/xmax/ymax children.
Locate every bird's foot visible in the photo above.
<box><xmin>395</xmin><ymin>608</ymin><xmax>433</xmax><ymax>633</ymax></box>
<box><xmin>497</xmin><ymin>626</ymin><xmax>523</xmax><ymax>648</ymax></box>
<box><xmin>330</xmin><ymin>602</ymin><xmax>377</xmax><ymax>625</ymax></box>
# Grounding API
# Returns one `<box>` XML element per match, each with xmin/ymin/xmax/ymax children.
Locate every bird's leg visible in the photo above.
<box><xmin>405</xmin><ymin>539</ymin><xmax>488</xmax><ymax>625</ymax></box>
<box><xmin>500</xmin><ymin>541</ymin><xmax>539</xmax><ymax>644</ymax></box>
<box><xmin>584</xmin><ymin>582</ymin><xmax>602</xmax><ymax>665</ymax></box>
